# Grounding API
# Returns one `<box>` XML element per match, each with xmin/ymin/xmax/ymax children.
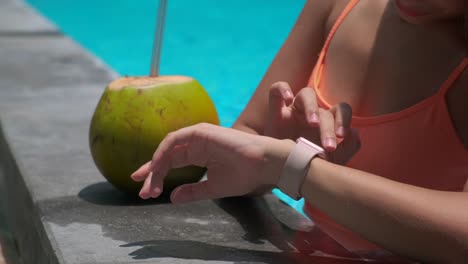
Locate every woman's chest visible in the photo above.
<box><xmin>319</xmin><ymin>0</ymin><xmax>468</xmax><ymax>147</ymax></box>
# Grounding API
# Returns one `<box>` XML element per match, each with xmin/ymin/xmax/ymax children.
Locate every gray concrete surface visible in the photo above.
<box><xmin>0</xmin><ymin>0</ymin><xmax>57</xmax><ymax>33</ymax></box>
<box><xmin>0</xmin><ymin>1</ymin><xmax>355</xmax><ymax>263</ymax></box>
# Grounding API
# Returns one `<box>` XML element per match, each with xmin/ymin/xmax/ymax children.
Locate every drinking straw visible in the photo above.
<box><xmin>150</xmin><ymin>0</ymin><xmax>168</xmax><ymax>76</ymax></box>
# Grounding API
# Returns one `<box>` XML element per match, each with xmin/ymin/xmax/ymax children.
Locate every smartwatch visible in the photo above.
<box><xmin>278</xmin><ymin>137</ymin><xmax>326</xmax><ymax>200</ymax></box>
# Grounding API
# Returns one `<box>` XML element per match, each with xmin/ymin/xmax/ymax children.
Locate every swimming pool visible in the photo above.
<box><xmin>27</xmin><ymin>0</ymin><xmax>307</xmax><ymax>213</ymax></box>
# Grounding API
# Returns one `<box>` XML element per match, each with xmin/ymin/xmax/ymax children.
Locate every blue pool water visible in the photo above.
<box><xmin>28</xmin><ymin>0</ymin><xmax>307</xmax><ymax>214</ymax></box>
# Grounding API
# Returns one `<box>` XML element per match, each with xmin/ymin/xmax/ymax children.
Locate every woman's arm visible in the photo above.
<box><xmin>232</xmin><ymin>0</ymin><xmax>334</xmax><ymax>135</ymax></box>
<box><xmin>132</xmin><ymin>123</ymin><xmax>468</xmax><ymax>262</ymax></box>
<box><xmin>301</xmin><ymin>158</ymin><xmax>468</xmax><ymax>263</ymax></box>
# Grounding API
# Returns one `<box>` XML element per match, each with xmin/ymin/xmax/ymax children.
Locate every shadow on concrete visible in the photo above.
<box><xmin>214</xmin><ymin>196</ymin><xmax>358</xmax><ymax>258</ymax></box>
<box><xmin>212</xmin><ymin>197</ymin><xmax>405</xmax><ymax>263</ymax></box>
<box><xmin>78</xmin><ymin>182</ymin><xmax>171</xmax><ymax>206</ymax></box>
<box><xmin>215</xmin><ymin>196</ymin><xmax>294</xmax><ymax>247</ymax></box>
<box><xmin>119</xmin><ymin>239</ymin><xmax>355</xmax><ymax>264</ymax></box>
<box><xmin>118</xmin><ymin>196</ymin><xmax>364</xmax><ymax>263</ymax></box>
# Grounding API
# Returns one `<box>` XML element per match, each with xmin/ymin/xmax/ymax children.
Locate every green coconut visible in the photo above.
<box><xmin>89</xmin><ymin>76</ymin><xmax>220</xmax><ymax>196</ymax></box>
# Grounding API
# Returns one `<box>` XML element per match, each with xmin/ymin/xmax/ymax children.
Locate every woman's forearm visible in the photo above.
<box><xmin>302</xmin><ymin>158</ymin><xmax>468</xmax><ymax>263</ymax></box>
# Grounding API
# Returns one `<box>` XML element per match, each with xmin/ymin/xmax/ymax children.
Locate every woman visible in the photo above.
<box><xmin>132</xmin><ymin>0</ymin><xmax>468</xmax><ymax>262</ymax></box>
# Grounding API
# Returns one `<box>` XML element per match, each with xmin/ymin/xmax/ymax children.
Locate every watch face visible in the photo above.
<box><xmin>297</xmin><ymin>137</ymin><xmax>325</xmax><ymax>153</ymax></box>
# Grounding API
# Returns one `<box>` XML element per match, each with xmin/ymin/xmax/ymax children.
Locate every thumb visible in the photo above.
<box><xmin>170</xmin><ymin>180</ymin><xmax>225</xmax><ymax>203</ymax></box>
<box><xmin>268</xmin><ymin>82</ymin><xmax>294</xmax><ymax>119</ymax></box>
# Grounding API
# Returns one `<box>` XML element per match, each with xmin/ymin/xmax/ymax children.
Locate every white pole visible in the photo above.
<box><xmin>150</xmin><ymin>0</ymin><xmax>168</xmax><ymax>76</ymax></box>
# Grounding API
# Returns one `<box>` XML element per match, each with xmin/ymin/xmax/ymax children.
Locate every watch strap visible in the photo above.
<box><xmin>278</xmin><ymin>137</ymin><xmax>325</xmax><ymax>200</ymax></box>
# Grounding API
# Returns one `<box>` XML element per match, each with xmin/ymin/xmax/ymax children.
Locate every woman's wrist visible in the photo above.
<box><xmin>299</xmin><ymin>156</ymin><xmax>327</xmax><ymax>199</ymax></box>
<box><xmin>262</xmin><ymin>137</ymin><xmax>296</xmax><ymax>186</ymax></box>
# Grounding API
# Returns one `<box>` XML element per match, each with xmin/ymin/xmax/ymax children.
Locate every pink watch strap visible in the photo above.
<box><xmin>278</xmin><ymin>137</ymin><xmax>326</xmax><ymax>200</ymax></box>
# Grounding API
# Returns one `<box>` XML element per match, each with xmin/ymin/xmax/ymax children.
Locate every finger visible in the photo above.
<box><xmin>330</xmin><ymin>128</ymin><xmax>361</xmax><ymax>165</ymax></box>
<box><xmin>149</xmin><ymin>170</ymin><xmax>164</xmax><ymax>198</ymax></box>
<box><xmin>170</xmin><ymin>180</ymin><xmax>224</xmax><ymax>203</ymax></box>
<box><xmin>149</xmin><ymin>142</ymin><xmax>208</xmax><ymax>197</ymax></box>
<box><xmin>270</xmin><ymin>82</ymin><xmax>294</xmax><ymax>105</ymax></box>
<box><xmin>318</xmin><ymin>108</ymin><xmax>337</xmax><ymax>151</ymax></box>
<box><xmin>292</xmin><ymin>87</ymin><xmax>319</xmax><ymax>126</ymax></box>
<box><xmin>139</xmin><ymin>173</ymin><xmax>154</xmax><ymax>199</ymax></box>
<box><xmin>131</xmin><ymin>161</ymin><xmax>152</xmax><ymax>182</ymax></box>
<box><xmin>269</xmin><ymin>82</ymin><xmax>294</xmax><ymax>119</ymax></box>
<box><xmin>148</xmin><ymin>124</ymin><xmax>213</xmax><ymax>194</ymax></box>
<box><xmin>330</xmin><ymin>103</ymin><xmax>352</xmax><ymax>138</ymax></box>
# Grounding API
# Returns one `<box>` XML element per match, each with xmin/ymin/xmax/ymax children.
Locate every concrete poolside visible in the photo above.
<box><xmin>0</xmin><ymin>1</ymin><xmax>51</xmax><ymax>263</ymax></box>
<box><xmin>0</xmin><ymin>0</ymin><xmax>367</xmax><ymax>263</ymax></box>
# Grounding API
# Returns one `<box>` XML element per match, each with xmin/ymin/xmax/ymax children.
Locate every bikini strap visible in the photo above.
<box><xmin>312</xmin><ymin>0</ymin><xmax>360</xmax><ymax>91</ymax></box>
<box><xmin>312</xmin><ymin>0</ymin><xmax>466</xmax><ymax>98</ymax></box>
<box><xmin>437</xmin><ymin>57</ymin><xmax>468</xmax><ymax>96</ymax></box>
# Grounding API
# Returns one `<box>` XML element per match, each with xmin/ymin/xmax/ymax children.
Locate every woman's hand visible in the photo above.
<box><xmin>131</xmin><ymin>124</ymin><xmax>294</xmax><ymax>203</ymax></box>
<box><xmin>131</xmin><ymin>122</ymin><xmax>360</xmax><ymax>203</ymax></box>
<box><xmin>265</xmin><ymin>82</ymin><xmax>353</xmax><ymax>153</ymax></box>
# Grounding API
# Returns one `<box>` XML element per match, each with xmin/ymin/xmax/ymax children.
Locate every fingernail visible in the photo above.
<box><xmin>170</xmin><ymin>186</ymin><xmax>183</xmax><ymax>203</ymax></box>
<box><xmin>285</xmin><ymin>90</ymin><xmax>293</xmax><ymax>99</ymax></box>
<box><xmin>324</xmin><ymin>137</ymin><xmax>336</xmax><ymax>150</ymax></box>
<box><xmin>139</xmin><ymin>191</ymin><xmax>149</xmax><ymax>200</ymax></box>
<box><xmin>130</xmin><ymin>172</ymin><xmax>140</xmax><ymax>180</ymax></box>
<box><xmin>308</xmin><ymin>112</ymin><xmax>320</xmax><ymax>126</ymax></box>
<box><xmin>336</xmin><ymin>126</ymin><xmax>345</xmax><ymax>137</ymax></box>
